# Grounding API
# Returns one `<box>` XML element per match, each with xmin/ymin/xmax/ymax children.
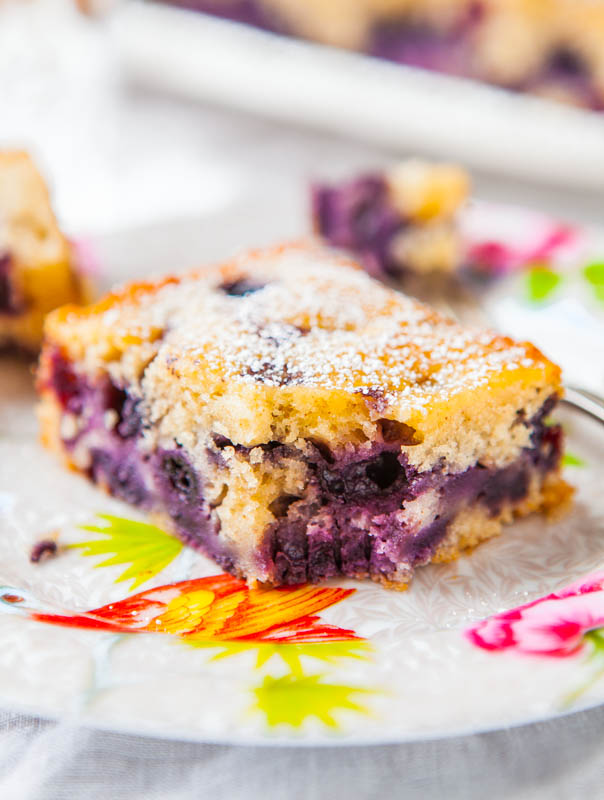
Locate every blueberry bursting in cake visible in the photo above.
<box><xmin>166</xmin><ymin>0</ymin><xmax>604</xmax><ymax>111</ymax></box>
<box><xmin>37</xmin><ymin>243</ymin><xmax>572</xmax><ymax>589</ymax></box>
<box><xmin>0</xmin><ymin>151</ymin><xmax>87</xmax><ymax>354</ymax></box>
<box><xmin>313</xmin><ymin>160</ymin><xmax>469</xmax><ymax>283</ymax></box>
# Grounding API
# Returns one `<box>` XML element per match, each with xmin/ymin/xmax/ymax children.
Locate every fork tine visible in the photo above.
<box><xmin>562</xmin><ymin>387</ymin><xmax>604</xmax><ymax>425</ymax></box>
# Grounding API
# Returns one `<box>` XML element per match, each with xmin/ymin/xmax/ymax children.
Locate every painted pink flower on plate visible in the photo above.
<box><xmin>466</xmin><ymin>572</ymin><xmax>604</xmax><ymax>658</ymax></box>
<box><xmin>70</xmin><ymin>237</ymin><xmax>102</xmax><ymax>278</ymax></box>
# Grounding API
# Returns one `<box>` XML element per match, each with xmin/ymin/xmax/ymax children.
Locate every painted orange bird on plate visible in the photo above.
<box><xmin>4</xmin><ymin>574</ymin><xmax>361</xmax><ymax>645</ymax></box>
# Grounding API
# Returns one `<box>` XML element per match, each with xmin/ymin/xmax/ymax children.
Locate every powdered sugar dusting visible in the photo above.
<box><xmin>94</xmin><ymin>245</ymin><xmax>544</xmax><ymax>409</ymax></box>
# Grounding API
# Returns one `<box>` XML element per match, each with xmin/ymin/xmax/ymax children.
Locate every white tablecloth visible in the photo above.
<box><xmin>3</xmin><ymin>706</ymin><xmax>604</xmax><ymax>799</ymax></box>
<box><xmin>2</xmin><ymin>3</ymin><xmax>604</xmax><ymax>797</ymax></box>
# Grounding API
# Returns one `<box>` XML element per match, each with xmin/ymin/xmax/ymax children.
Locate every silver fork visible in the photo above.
<box><xmin>563</xmin><ymin>386</ymin><xmax>604</xmax><ymax>424</ymax></box>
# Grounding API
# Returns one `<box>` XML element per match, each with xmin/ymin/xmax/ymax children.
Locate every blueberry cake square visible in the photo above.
<box><xmin>38</xmin><ymin>243</ymin><xmax>571</xmax><ymax>588</ymax></box>
<box><xmin>0</xmin><ymin>151</ymin><xmax>87</xmax><ymax>354</ymax></box>
<box><xmin>169</xmin><ymin>0</ymin><xmax>604</xmax><ymax>110</ymax></box>
<box><xmin>313</xmin><ymin>159</ymin><xmax>469</xmax><ymax>282</ymax></box>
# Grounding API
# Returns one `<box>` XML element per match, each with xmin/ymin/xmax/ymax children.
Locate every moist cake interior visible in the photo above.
<box><xmin>47</xmin><ymin>345</ymin><xmax>563</xmax><ymax>585</ymax></box>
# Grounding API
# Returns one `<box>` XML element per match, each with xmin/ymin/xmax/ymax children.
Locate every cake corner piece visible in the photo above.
<box><xmin>37</xmin><ymin>242</ymin><xmax>572</xmax><ymax>589</ymax></box>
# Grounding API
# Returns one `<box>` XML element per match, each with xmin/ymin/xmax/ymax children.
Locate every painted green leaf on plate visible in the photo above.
<box><xmin>70</xmin><ymin>514</ymin><xmax>182</xmax><ymax>590</ymax></box>
<box><xmin>583</xmin><ymin>262</ymin><xmax>604</xmax><ymax>305</ymax></box>
<box><xmin>584</xmin><ymin>262</ymin><xmax>604</xmax><ymax>285</ymax></box>
<box><xmin>525</xmin><ymin>266</ymin><xmax>562</xmax><ymax>304</ymax></box>
<box><xmin>253</xmin><ymin>674</ymin><xmax>373</xmax><ymax>728</ymax></box>
<box><xmin>187</xmin><ymin>639</ymin><xmax>371</xmax><ymax>676</ymax></box>
<box><xmin>562</xmin><ymin>452</ymin><xmax>585</xmax><ymax>467</ymax></box>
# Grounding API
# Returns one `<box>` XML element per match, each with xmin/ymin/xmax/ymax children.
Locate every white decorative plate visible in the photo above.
<box><xmin>1</xmin><ymin>201</ymin><xmax>604</xmax><ymax>745</ymax></box>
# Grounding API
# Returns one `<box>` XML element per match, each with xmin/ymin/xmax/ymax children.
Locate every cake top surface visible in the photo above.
<box><xmin>46</xmin><ymin>242</ymin><xmax>560</xmax><ymax>417</ymax></box>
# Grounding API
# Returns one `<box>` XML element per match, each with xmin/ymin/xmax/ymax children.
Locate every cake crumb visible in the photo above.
<box><xmin>30</xmin><ymin>537</ymin><xmax>59</xmax><ymax>564</ymax></box>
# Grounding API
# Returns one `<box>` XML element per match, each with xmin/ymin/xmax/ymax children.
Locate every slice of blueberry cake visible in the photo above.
<box><xmin>37</xmin><ymin>243</ymin><xmax>571</xmax><ymax>589</ymax></box>
<box><xmin>313</xmin><ymin>159</ymin><xmax>470</xmax><ymax>282</ymax></box>
<box><xmin>0</xmin><ymin>151</ymin><xmax>87</xmax><ymax>354</ymax></box>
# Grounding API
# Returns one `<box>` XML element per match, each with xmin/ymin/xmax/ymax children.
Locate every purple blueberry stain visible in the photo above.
<box><xmin>0</xmin><ymin>253</ymin><xmax>22</xmax><ymax>314</ymax></box>
<box><xmin>313</xmin><ymin>176</ymin><xmax>405</xmax><ymax>278</ymax></box>
<box><xmin>161</xmin><ymin>0</ymin><xmax>288</xmax><ymax>34</ymax></box>
<box><xmin>30</xmin><ymin>539</ymin><xmax>59</xmax><ymax>564</ymax></box>
<box><xmin>89</xmin><ymin>448</ymin><xmax>151</xmax><ymax>507</ymax></box>
<box><xmin>265</xmin><ymin>407</ymin><xmax>563</xmax><ymax>584</ymax></box>
<box><xmin>48</xmin><ymin>353</ymin><xmax>90</xmax><ymax>415</ymax></box>
<box><xmin>548</xmin><ymin>47</ymin><xmax>587</xmax><ymax>79</ymax></box>
<box><xmin>160</xmin><ymin>449</ymin><xmax>201</xmax><ymax>505</ymax></box>
<box><xmin>116</xmin><ymin>394</ymin><xmax>144</xmax><ymax>439</ymax></box>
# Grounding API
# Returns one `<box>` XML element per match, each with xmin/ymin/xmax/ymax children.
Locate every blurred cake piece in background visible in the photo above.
<box><xmin>165</xmin><ymin>0</ymin><xmax>604</xmax><ymax>111</ymax></box>
<box><xmin>312</xmin><ymin>159</ymin><xmax>470</xmax><ymax>282</ymax></box>
<box><xmin>0</xmin><ymin>151</ymin><xmax>88</xmax><ymax>354</ymax></box>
